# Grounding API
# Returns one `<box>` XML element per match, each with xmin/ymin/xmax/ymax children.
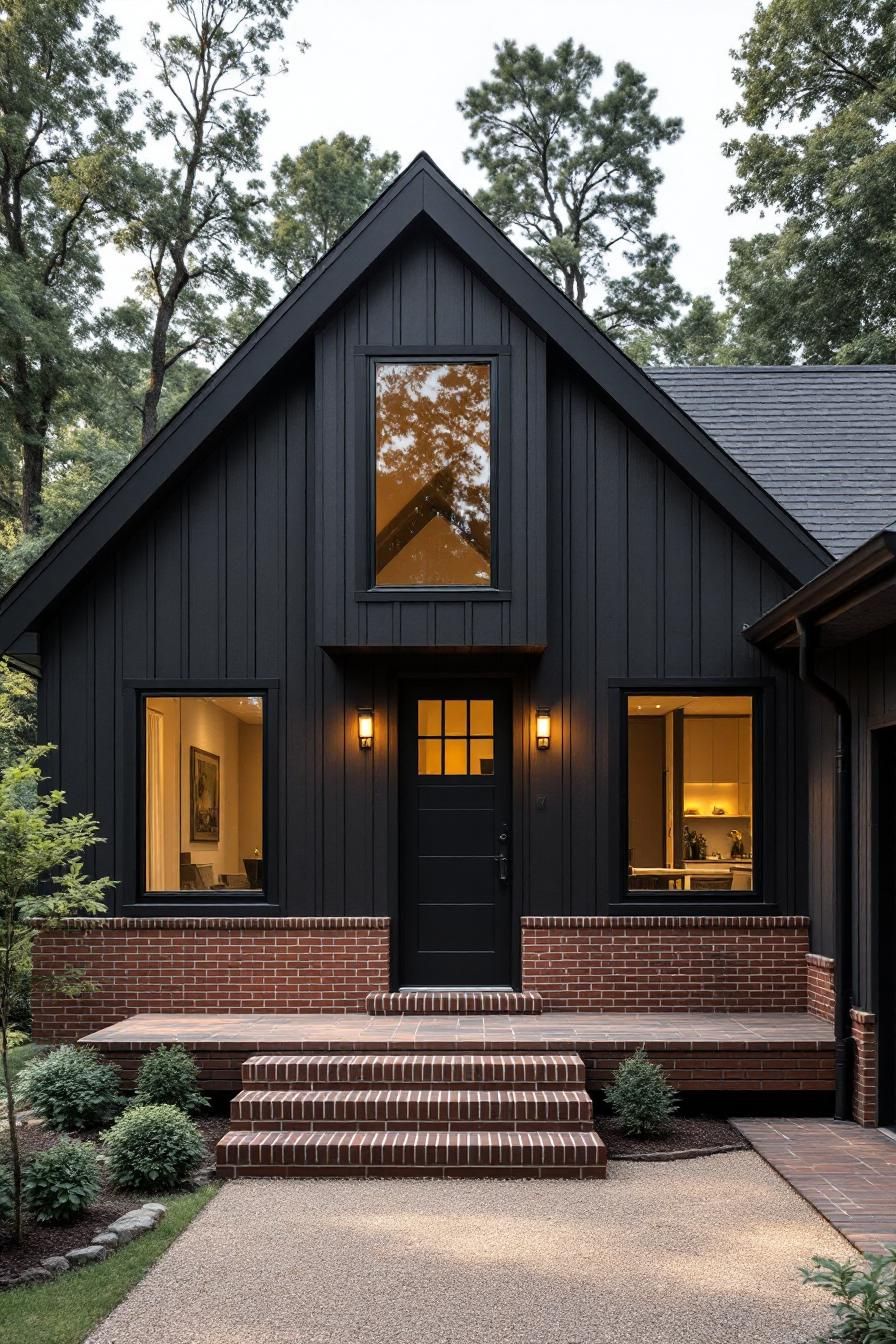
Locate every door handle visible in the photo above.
<box><xmin>494</xmin><ymin>851</ymin><xmax>510</xmax><ymax>883</ymax></box>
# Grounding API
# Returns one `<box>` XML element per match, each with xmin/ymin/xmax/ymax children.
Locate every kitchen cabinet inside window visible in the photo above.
<box><xmin>627</xmin><ymin>693</ymin><xmax>755</xmax><ymax>895</ymax></box>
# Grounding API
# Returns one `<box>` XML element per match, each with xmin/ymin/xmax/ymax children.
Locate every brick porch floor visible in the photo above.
<box><xmin>733</xmin><ymin>1118</ymin><xmax>896</xmax><ymax>1255</ymax></box>
<box><xmin>82</xmin><ymin>1011</ymin><xmax>835</xmax><ymax>1094</ymax></box>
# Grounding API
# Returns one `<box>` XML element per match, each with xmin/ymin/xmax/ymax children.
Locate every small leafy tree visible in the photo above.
<box><xmin>0</xmin><ymin>745</ymin><xmax>113</xmax><ymax>1241</ymax></box>
<box><xmin>802</xmin><ymin>1247</ymin><xmax>896</xmax><ymax>1342</ymax></box>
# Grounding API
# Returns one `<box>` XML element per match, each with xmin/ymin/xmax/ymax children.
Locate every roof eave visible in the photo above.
<box><xmin>745</xmin><ymin>530</ymin><xmax>896</xmax><ymax>651</ymax></box>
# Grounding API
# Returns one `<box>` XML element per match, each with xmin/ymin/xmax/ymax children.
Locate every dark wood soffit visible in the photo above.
<box><xmin>0</xmin><ymin>153</ymin><xmax>830</xmax><ymax>652</ymax></box>
<box><xmin>745</xmin><ymin>530</ymin><xmax>896</xmax><ymax>652</ymax></box>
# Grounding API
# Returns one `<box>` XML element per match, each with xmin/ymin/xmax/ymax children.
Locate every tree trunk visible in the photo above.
<box><xmin>1</xmin><ymin>1027</ymin><xmax>21</xmax><ymax>1243</ymax></box>
<box><xmin>19</xmin><ymin>432</ymin><xmax>45</xmax><ymax>535</ymax></box>
<box><xmin>141</xmin><ymin>296</ymin><xmax>176</xmax><ymax>448</ymax></box>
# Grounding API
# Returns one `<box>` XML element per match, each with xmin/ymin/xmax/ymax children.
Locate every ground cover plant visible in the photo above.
<box><xmin>803</xmin><ymin>1247</ymin><xmax>896</xmax><ymax>1343</ymax></box>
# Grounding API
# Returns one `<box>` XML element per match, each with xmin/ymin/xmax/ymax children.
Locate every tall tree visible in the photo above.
<box><xmin>269</xmin><ymin>133</ymin><xmax>400</xmax><ymax>289</ymax></box>
<box><xmin>111</xmin><ymin>0</ymin><xmax>302</xmax><ymax>448</ymax></box>
<box><xmin>0</xmin><ymin>0</ymin><xmax>135</xmax><ymax>533</ymax></box>
<box><xmin>721</xmin><ymin>0</ymin><xmax>896</xmax><ymax>363</ymax></box>
<box><xmin>459</xmin><ymin>39</ymin><xmax>686</xmax><ymax>340</ymax></box>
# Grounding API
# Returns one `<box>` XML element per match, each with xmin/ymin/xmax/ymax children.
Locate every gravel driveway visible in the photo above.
<box><xmin>88</xmin><ymin>1153</ymin><xmax>849</xmax><ymax>1344</ymax></box>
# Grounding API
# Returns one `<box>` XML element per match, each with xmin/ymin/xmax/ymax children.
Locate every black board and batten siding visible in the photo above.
<box><xmin>807</xmin><ymin>627</ymin><xmax>896</xmax><ymax>988</ymax></box>
<box><xmin>36</xmin><ymin>224</ymin><xmax>808</xmax><ymax>922</ymax></box>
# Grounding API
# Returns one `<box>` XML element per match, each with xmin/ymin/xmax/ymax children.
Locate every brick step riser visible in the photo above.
<box><xmin>241</xmin><ymin>1055</ymin><xmax>586</xmax><ymax>1090</ymax></box>
<box><xmin>230</xmin><ymin>1119</ymin><xmax>594</xmax><ymax>1132</ymax></box>
<box><xmin>216</xmin><ymin>1131</ymin><xmax>607</xmax><ymax>1180</ymax></box>
<box><xmin>229</xmin><ymin>1088</ymin><xmax>593</xmax><ymax>1130</ymax></box>
<box><xmin>243</xmin><ymin>1075</ymin><xmax>579</xmax><ymax>1092</ymax></box>
<box><xmin>365</xmin><ymin>991</ymin><xmax>543</xmax><ymax>1015</ymax></box>
<box><xmin>219</xmin><ymin>1164</ymin><xmax>604</xmax><ymax>1180</ymax></box>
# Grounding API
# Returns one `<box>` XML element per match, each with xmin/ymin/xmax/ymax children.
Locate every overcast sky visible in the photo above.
<box><xmin>106</xmin><ymin>0</ymin><xmax>766</xmax><ymax>305</ymax></box>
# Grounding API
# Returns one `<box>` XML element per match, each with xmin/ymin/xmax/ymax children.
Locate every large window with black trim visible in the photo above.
<box><xmin>143</xmin><ymin>694</ymin><xmax>265</xmax><ymax>896</ymax></box>
<box><xmin>373</xmin><ymin>360</ymin><xmax>492</xmax><ymax>586</ymax></box>
<box><xmin>626</xmin><ymin>692</ymin><xmax>756</xmax><ymax>896</ymax></box>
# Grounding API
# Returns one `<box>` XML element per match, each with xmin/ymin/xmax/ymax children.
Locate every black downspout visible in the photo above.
<box><xmin>795</xmin><ymin>616</ymin><xmax>854</xmax><ymax>1121</ymax></box>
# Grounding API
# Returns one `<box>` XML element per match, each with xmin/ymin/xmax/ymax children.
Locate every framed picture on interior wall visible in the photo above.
<box><xmin>190</xmin><ymin>746</ymin><xmax>220</xmax><ymax>842</ymax></box>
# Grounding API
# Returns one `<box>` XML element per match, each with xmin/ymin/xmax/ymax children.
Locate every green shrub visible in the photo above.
<box><xmin>4</xmin><ymin>1027</ymin><xmax>29</xmax><ymax>1050</ymax></box>
<box><xmin>604</xmin><ymin>1047</ymin><xmax>679</xmax><ymax>1137</ymax></box>
<box><xmin>133</xmin><ymin>1045</ymin><xmax>209</xmax><ymax>1114</ymax></box>
<box><xmin>802</xmin><ymin>1247</ymin><xmax>896</xmax><ymax>1343</ymax></box>
<box><xmin>16</xmin><ymin>1045</ymin><xmax>124</xmax><ymax>1131</ymax></box>
<box><xmin>104</xmin><ymin>1104</ymin><xmax>205</xmax><ymax>1193</ymax></box>
<box><xmin>0</xmin><ymin>1164</ymin><xmax>13</xmax><ymax>1223</ymax></box>
<box><xmin>23</xmin><ymin>1139</ymin><xmax>100</xmax><ymax>1224</ymax></box>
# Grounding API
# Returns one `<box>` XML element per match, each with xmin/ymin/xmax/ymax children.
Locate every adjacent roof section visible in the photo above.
<box><xmin>650</xmin><ymin>366</ymin><xmax>896</xmax><ymax>560</ymax></box>
<box><xmin>0</xmin><ymin>154</ymin><xmax>830</xmax><ymax>653</ymax></box>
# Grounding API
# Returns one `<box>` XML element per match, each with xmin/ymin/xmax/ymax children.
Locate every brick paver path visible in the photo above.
<box><xmin>733</xmin><ymin>1118</ymin><xmax>896</xmax><ymax>1254</ymax></box>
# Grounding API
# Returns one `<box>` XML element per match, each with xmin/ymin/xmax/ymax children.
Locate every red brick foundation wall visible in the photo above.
<box><xmin>807</xmin><ymin>954</ymin><xmax>835</xmax><ymax>1022</ymax></box>
<box><xmin>521</xmin><ymin>916</ymin><xmax>810</xmax><ymax>1012</ymax></box>
<box><xmin>851</xmin><ymin>1008</ymin><xmax>878</xmax><ymax>1127</ymax></box>
<box><xmin>32</xmin><ymin>917</ymin><xmax>390</xmax><ymax>1042</ymax></box>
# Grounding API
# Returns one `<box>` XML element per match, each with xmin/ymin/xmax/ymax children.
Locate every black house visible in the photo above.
<box><xmin>1</xmin><ymin>156</ymin><xmax>894</xmax><ymax>1130</ymax></box>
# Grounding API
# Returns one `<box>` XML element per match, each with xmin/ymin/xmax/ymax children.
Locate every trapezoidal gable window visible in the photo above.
<box><xmin>626</xmin><ymin>692</ymin><xmax>756</xmax><ymax>897</ymax></box>
<box><xmin>374</xmin><ymin>360</ymin><xmax>492</xmax><ymax>586</ymax></box>
<box><xmin>144</xmin><ymin>695</ymin><xmax>264</xmax><ymax>896</ymax></box>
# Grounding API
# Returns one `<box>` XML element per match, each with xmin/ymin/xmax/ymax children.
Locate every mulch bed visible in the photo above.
<box><xmin>600</xmin><ymin>1114</ymin><xmax>750</xmax><ymax>1161</ymax></box>
<box><xmin>0</xmin><ymin>1111</ymin><xmax>228</xmax><ymax>1276</ymax></box>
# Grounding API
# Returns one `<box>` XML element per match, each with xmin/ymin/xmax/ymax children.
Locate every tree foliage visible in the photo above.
<box><xmin>108</xmin><ymin>0</ymin><xmax>303</xmax><ymax>447</ymax></box>
<box><xmin>0</xmin><ymin>0</ymin><xmax>136</xmax><ymax>533</ymax></box>
<box><xmin>720</xmin><ymin>0</ymin><xmax>896</xmax><ymax>363</ymax></box>
<box><xmin>459</xmin><ymin>39</ymin><xmax>685</xmax><ymax>339</ymax></box>
<box><xmin>270</xmin><ymin>133</ymin><xmax>400</xmax><ymax>289</ymax></box>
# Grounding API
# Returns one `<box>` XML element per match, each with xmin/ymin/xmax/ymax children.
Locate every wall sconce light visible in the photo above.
<box><xmin>357</xmin><ymin>708</ymin><xmax>374</xmax><ymax>750</ymax></box>
<box><xmin>535</xmin><ymin>707</ymin><xmax>551</xmax><ymax>750</ymax></box>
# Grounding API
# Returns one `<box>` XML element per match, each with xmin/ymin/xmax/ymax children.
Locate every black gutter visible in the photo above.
<box><xmin>795</xmin><ymin>616</ymin><xmax>854</xmax><ymax>1120</ymax></box>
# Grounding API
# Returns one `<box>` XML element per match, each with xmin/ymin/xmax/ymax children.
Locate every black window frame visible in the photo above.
<box><xmin>611</xmin><ymin>679</ymin><xmax>773</xmax><ymax>912</ymax></box>
<box><xmin>357</xmin><ymin>347</ymin><xmax>508</xmax><ymax>597</ymax></box>
<box><xmin>125</xmin><ymin>680</ymin><xmax>279</xmax><ymax>916</ymax></box>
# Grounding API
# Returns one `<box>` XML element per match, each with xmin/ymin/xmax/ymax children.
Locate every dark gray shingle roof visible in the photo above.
<box><xmin>648</xmin><ymin>365</ymin><xmax>896</xmax><ymax>559</ymax></box>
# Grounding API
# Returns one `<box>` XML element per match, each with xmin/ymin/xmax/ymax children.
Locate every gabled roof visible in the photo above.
<box><xmin>0</xmin><ymin>153</ymin><xmax>830</xmax><ymax>652</ymax></box>
<box><xmin>650</xmin><ymin>365</ymin><xmax>896</xmax><ymax>559</ymax></box>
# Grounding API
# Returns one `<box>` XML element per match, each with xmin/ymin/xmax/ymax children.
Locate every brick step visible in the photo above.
<box><xmin>216</xmin><ymin>1129</ymin><xmax>607</xmax><ymax>1179</ymax></box>
<box><xmin>365</xmin><ymin>990</ymin><xmax>543</xmax><ymax>1015</ymax></box>
<box><xmin>229</xmin><ymin>1087</ymin><xmax>595</xmax><ymax>1131</ymax></box>
<box><xmin>241</xmin><ymin>1052</ymin><xmax>586</xmax><ymax>1090</ymax></box>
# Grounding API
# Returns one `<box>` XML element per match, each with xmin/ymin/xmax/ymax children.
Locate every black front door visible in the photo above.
<box><xmin>399</xmin><ymin>680</ymin><xmax>512</xmax><ymax>987</ymax></box>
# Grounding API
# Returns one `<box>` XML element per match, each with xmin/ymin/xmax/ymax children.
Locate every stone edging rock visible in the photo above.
<box><xmin>0</xmin><ymin>1202</ymin><xmax>167</xmax><ymax>1289</ymax></box>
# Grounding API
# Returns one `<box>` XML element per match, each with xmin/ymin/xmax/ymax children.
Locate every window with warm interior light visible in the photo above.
<box><xmin>626</xmin><ymin>693</ymin><xmax>755</xmax><ymax>896</ymax></box>
<box><xmin>374</xmin><ymin>361</ymin><xmax>491</xmax><ymax>586</ymax></box>
<box><xmin>144</xmin><ymin>695</ymin><xmax>264</xmax><ymax>895</ymax></box>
